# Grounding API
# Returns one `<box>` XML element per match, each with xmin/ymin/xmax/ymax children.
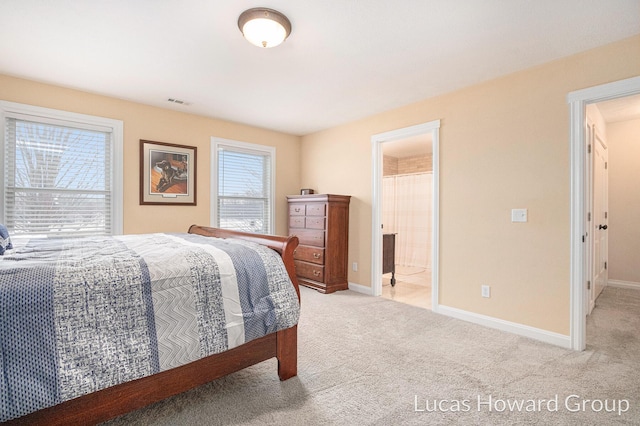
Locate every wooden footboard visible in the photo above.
<box><xmin>10</xmin><ymin>226</ymin><xmax>300</xmax><ymax>425</ymax></box>
<box><xmin>188</xmin><ymin>225</ymin><xmax>301</xmax><ymax>299</ymax></box>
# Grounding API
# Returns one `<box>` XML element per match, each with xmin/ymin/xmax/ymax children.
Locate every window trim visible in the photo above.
<box><xmin>210</xmin><ymin>137</ymin><xmax>276</xmax><ymax>234</ymax></box>
<box><xmin>0</xmin><ymin>100</ymin><xmax>124</xmax><ymax>235</ymax></box>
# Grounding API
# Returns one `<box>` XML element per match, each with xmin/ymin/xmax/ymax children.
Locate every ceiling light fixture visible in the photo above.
<box><xmin>238</xmin><ymin>8</ymin><xmax>291</xmax><ymax>48</ymax></box>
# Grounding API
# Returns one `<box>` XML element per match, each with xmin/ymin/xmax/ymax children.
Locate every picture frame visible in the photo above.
<box><xmin>140</xmin><ymin>139</ymin><xmax>197</xmax><ymax>205</ymax></box>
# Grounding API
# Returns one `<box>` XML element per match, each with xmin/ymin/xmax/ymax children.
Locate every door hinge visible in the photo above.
<box><xmin>605</xmin><ymin>162</ymin><xmax>608</xmax><ymax>169</ymax></box>
<box><xmin>588</xmin><ymin>144</ymin><xmax>592</xmax><ymax>154</ymax></box>
<box><xmin>582</xmin><ymin>235</ymin><xmax>585</xmax><ymax>243</ymax></box>
<box><xmin>605</xmin><ymin>212</ymin><xmax>608</xmax><ymax>219</ymax></box>
<box><xmin>587</xmin><ymin>280</ymin><xmax>591</xmax><ymax>290</ymax></box>
<box><xmin>588</xmin><ymin>212</ymin><xmax>591</xmax><ymax>221</ymax></box>
<box><xmin>605</xmin><ymin>261</ymin><xmax>607</xmax><ymax>270</ymax></box>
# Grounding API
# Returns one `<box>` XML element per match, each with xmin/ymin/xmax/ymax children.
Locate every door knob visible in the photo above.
<box><xmin>598</xmin><ymin>224</ymin><xmax>608</xmax><ymax>230</ymax></box>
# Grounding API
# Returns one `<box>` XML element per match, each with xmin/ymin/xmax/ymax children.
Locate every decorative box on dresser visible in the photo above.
<box><xmin>287</xmin><ymin>194</ymin><xmax>351</xmax><ymax>294</ymax></box>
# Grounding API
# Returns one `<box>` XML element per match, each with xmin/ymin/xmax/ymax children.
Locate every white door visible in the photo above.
<box><xmin>591</xmin><ymin>127</ymin><xmax>608</xmax><ymax>308</ymax></box>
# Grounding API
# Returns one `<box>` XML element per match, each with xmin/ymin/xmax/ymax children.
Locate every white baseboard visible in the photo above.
<box><xmin>437</xmin><ymin>305</ymin><xmax>572</xmax><ymax>349</ymax></box>
<box><xmin>348</xmin><ymin>281</ymin><xmax>373</xmax><ymax>295</ymax></box>
<box><xmin>608</xmin><ymin>279</ymin><xmax>640</xmax><ymax>290</ymax></box>
<box><xmin>351</xmin><ymin>282</ymin><xmax>571</xmax><ymax>348</ymax></box>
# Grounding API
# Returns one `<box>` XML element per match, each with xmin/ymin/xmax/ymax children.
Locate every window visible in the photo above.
<box><xmin>1</xmin><ymin>101</ymin><xmax>123</xmax><ymax>236</ymax></box>
<box><xmin>211</xmin><ymin>138</ymin><xmax>275</xmax><ymax>234</ymax></box>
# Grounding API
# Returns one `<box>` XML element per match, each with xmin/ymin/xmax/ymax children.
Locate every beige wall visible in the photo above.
<box><xmin>2</xmin><ymin>35</ymin><xmax>639</xmax><ymax>336</ymax></box>
<box><xmin>608</xmin><ymin>118</ymin><xmax>640</xmax><ymax>284</ymax></box>
<box><xmin>0</xmin><ymin>74</ymin><xmax>301</xmax><ymax>236</ymax></box>
<box><xmin>384</xmin><ymin>154</ymin><xmax>432</xmax><ymax>176</ymax></box>
<box><xmin>397</xmin><ymin>154</ymin><xmax>432</xmax><ymax>174</ymax></box>
<box><xmin>301</xmin><ymin>35</ymin><xmax>640</xmax><ymax>335</ymax></box>
<box><xmin>383</xmin><ymin>155</ymin><xmax>399</xmax><ymax>176</ymax></box>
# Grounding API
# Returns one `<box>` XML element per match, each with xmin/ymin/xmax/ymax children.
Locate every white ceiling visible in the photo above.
<box><xmin>0</xmin><ymin>1</ymin><xmax>638</xmax><ymax>136</ymax></box>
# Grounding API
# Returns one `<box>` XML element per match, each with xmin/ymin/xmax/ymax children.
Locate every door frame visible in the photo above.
<box><xmin>568</xmin><ymin>76</ymin><xmax>640</xmax><ymax>350</ymax></box>
<box><xmin>370</xmin><ymin>120</ymin><xmax>440</xmax><ymax>311</ymax></box>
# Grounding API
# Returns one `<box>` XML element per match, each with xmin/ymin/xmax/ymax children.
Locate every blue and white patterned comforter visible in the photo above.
<box><xmin>0</xmin><ymin>233</ymin><xmax>300</xmax><ymax>422</ymax></box>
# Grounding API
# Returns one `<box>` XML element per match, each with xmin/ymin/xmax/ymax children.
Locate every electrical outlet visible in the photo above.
<box><xmin>481</xmin><ymin>285</ymin><xmax>491</xmax><ymax>298</ymax></box>
<box><xmin>352</xmin><ymin>262</ymin><xmax>358</xmax><ymax>272</ymax></box>
<box><xmin>511</xmin><ymin>208</ymin><xmax>528</xmax><ymax>223</ymax></box>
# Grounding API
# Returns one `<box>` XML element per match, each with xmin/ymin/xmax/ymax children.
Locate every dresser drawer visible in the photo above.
<box><xmin>289</xmin><ymin>216</ymin><xmax>305</xmax><ymax>229</ymax></box>
<box><xmin>294</xmin><ymin>245</ymin><xmax>325</xmax><ymax>265</ymax></box>
<box><xmin>289</xmin><ymin>204</ymin><xmax>305</xmax><ymax>216</ymax></box>
<box><xmin>305</xmin><ymin>216</ymin><xmax>325</xmax><ymax>230</ymax></box>
<box><xmin>295</xmin><ymin>260</ymin><xmax>325</xmax><ymax>282</ymax></box>
<box><xmin>294</xmin><ymin>230</ymin><xmax>325</xmax><ymax>247</ymax></box>
<box><xmin>306</xmin><ymin>203</ymin><xmax>326</xmax><ymax>216</ymax></box>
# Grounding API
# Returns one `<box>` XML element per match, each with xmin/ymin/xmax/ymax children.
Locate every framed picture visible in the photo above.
<box><xmin>140</xmin><ymin>140</ymin><xmax>197</xmax><ymax>205</ymax></box>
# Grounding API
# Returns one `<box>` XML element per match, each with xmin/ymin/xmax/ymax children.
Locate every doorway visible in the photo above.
<box><xmin>381</xmin><ymin>139</ymin><xmax>433</xmax><ymax>309</ymax></box>
<box><xmin>568</xmin><ymin>76</ymin><xmax>640</xmax><ymax>350</ymax></box>
<box><xmin>586</xmin><ymin>95</ymin><xmax>640</xmax><ymax>309</ymax></box>
<box><xmin>371</xmin><ymin>120</ymin><xmax>440</xmax><ymax>311</ymax></box>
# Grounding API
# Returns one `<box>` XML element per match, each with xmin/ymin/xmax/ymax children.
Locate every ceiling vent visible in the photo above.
<box><xmin>167</xmin><ymin>98</ymin><xmax>189</xmax><ymax>105</ymax></box>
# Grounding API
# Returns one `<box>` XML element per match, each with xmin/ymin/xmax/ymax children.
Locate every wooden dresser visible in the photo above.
<box><xmin>287</xmin><ymin>194</ymin><xmax>351</xmax><ymax>293</ymax></box>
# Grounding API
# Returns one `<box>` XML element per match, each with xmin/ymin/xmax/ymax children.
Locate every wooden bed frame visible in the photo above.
<box><xmin>10</xmin><ymin>225</ymin><xmax>300</xmax><ymax>425</ymax></box>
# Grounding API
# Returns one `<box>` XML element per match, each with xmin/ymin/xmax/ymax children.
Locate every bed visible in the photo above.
<box><xmin>0</xmin><ymin>225</ymin><xmax>300</xmax><ymax>425</ymax></box>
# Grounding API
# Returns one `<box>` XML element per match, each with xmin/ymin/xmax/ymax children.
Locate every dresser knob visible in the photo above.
<box><xmin>313</xmin><ymin>271</ymin><xmax>321</xmax><ymax>277</ymax></box>
<box><xmin>313</xmin><ymin>253</ymin><xmax>320</xmax><ymax>259</ymax></box>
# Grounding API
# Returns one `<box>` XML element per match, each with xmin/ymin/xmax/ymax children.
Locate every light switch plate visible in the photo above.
<box><xmin>481</xmin><ymin>285</ymin><xmax>490</xmax><ymax>298</ymax></box>
<box><xmin>511</xmin><ymin>208</ymin><xmax>528</xmax><ymax>223</ymax></box>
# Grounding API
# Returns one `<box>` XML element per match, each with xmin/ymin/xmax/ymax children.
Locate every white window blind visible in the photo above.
<box><xmin>215</xmin><ymin>141</ymin><xmax>274</xmax><ymax>234</ymax></box>
<box><xmin>2</xmin><ymin>109</ymin><xmax>119</xmax><ymax>237</ymax></box>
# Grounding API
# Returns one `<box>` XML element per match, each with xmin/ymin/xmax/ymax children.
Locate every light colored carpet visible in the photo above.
<box><xmin>104</xmin><ymin>286</ymin><xmax>640</xmax><ymax>425</ymax></box>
